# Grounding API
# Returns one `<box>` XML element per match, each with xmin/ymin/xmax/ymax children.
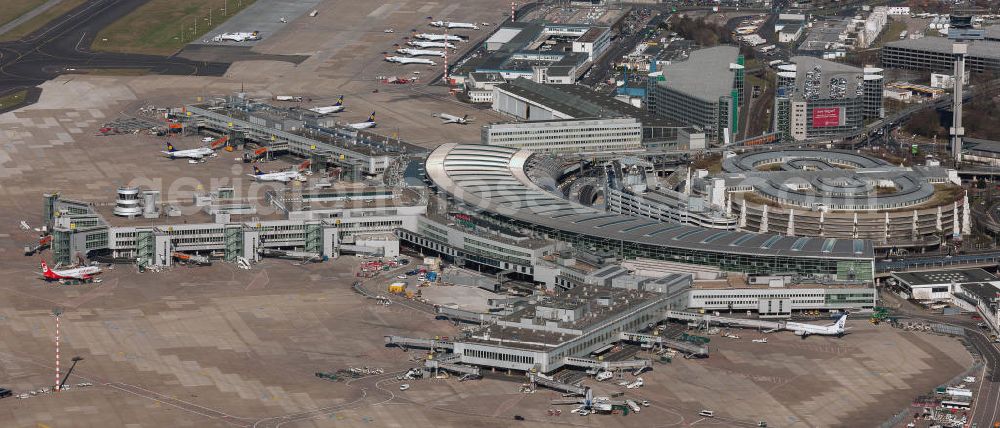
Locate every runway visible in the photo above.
<box><xmin>0</xmin><ymin>0</ymin><xmax>230</xmax><ymax>95</ymax></box>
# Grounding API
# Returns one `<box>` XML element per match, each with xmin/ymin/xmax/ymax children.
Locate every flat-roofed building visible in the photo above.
<box><xmin>891</xmin><ymin>268</ymin><xmax>999</xmax><ymax>301</ymax></box>
<box><xmin>881</xmin><ymin>32</ymin><xmax>1000</xmax><ymax>73</ymax></box>
<box><xmin>44</xmin><ymin>186</ymin><xmax>427</xmax><ymax>266</ymax></box>
<box><xmin>688</xmin><ymin>275</ymin><xmax>876</xmax><ymax>317</ymax></box>
<box><xmin>772</xmin><ymin>57</ymin><xmax>881</xmax><ymax>141</ymax></box>
<box><xmin>645</xmin><ymin>46</ymin><xmax>744</xmax><ymax>144</ymax></box>
<box><xmin>492</xmin><ymin>78</ymin><xmax>693</xmax><ymax>148</ymax></box>
<box><xmin>481</xmin><ymin>118</ymin><xmax>643</xmax><ymax>156</ymax></box>
<box><xmin>465</xmin><ymin>72</ymin><xmax>506</xmax><ymax>103</ymax></box>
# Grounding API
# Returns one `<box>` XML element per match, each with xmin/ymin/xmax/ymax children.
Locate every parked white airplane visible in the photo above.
<box><xmin>384</xmin><ymin>56</ymin><xmax>436</xmax><ymax>65</ymax></box>
<box><xmin>625</xmin><ymin>377</ymin><xmax>644</xmax><ymax>389</ymax></box>
<box><xmin>413</xmin><ymin>33</ymin><xmax>464</xmax><ymax>42</ymax></box>
<box><xmin>408</xmin><ymin>40</ymin><xmax>456</xmax><ymax>49</ymax></box>
<box><xmin>396</xmin><ymin>48</ymin><xmax>445</xmax><ymax>57</ymax></box>
<box><xmin>212</xmin><ymin>31</ymin><xmax>261</xmax><ymax>42</ymax></box>
<box><xmin>430</xmin><ymin>21</ymin><xmax>480</xmax><ymax>30</ymax></box>
<box><xmin>435</xmin><ymin>113</ymin><xmax>472</xmax><ymax>124</ymax></box>
<box><xmin>308</xmin><ymin>96</ymin><xmax>345</xmax><ymax>115</ymax></box>
<box><xmin>783</xmin><ymin>314</ymin><xmax>848</xmax><ymax>338</ymax></box>
<box><xmin>348</xmin><ymin>112</ymin><xmax>377</xmax><ymax>129</ymax></box>
<box><xmin>40</xmin><ymin>260</ymin><xmax>101</xmax><ymax>282</ymax></box>
<box><xmin>162</xmin><ymin>143</ymin><xmax>217</xmax><ymax>160</ymax></box>
<box><xmin>248</xmin><ymin>161</ymin><xmax>310</xmax><ymax>183</ymax></box>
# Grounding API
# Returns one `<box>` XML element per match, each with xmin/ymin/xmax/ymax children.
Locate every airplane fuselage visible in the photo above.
<box><xmin>309</xmin><ymin>105</ymin><xmax>345</xmax><ymax>115</ymax></box>
<box><xmin>408</xmin><ymin>41</ymin><xmax>456</xmax><ymax>49</ymax></box>
<box><xmin>414</xmin><ymin>33</ymin><xmax>464</xmax><ymax>42</ymax></box>
<box><xmin>430</xmin><ymin>21</ymin><xmax>479</xmax><ymax>30</ymax></box>
<box><xmin>396</xmin><ymin>48</ymin><xmax>445</xmax><ymax>57</ymax></box>
<box><xmin>385</xmin><ymin>56</ymin><xmax>435</xmax><ymax>65</ymax></box>
<box><xmin>163</xmin><ymin>147</ymin><xmax>216</xmax><ymax>160</ymax></box>
<box><xmin>41</xmin><ymin>261</ymin><xmax>101</xmax><ymax>281</ymax></box>
<box><xmin>349</xmin><ymin>122</ymin><xmax>377</xmax><ymax>130</ymax></box>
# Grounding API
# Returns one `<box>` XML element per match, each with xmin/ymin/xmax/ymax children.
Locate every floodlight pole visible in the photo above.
<box><xmin>53</xmin><ymin>308</ymin><xmax>62</xmax><ymax>391</ymax></box>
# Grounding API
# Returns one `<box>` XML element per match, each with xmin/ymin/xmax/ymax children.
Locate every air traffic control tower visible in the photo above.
<box><xmin>948</xmin><ymin>13</ymin><xmax>985</xmax><ymax>164</ymax></box>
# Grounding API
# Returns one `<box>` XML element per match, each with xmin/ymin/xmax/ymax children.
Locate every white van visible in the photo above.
<box><xmin>699</xmin><ymin>410</ymin><xmax>715</xmax><ymax>417</ymax></box>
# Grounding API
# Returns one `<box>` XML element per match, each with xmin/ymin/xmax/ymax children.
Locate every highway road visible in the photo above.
<box><xmin>0</xmin><ymin>0</ymin><xmax>230</xmax><ymax>95</ymax></box>
<box><xmin>579</xmin><ymin>9</ymin><xmax>667</xmax><ymax>89</ymax></box>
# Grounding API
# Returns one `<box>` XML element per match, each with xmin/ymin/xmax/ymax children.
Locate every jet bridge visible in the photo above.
<box><xmin>664</xmin><ymin>310</ymin><xmax>783</xmax><ymax>330</ymax></box>
<box><xmin>561</xmin><ymin>356</ymin><xmax>651</xmax><ymax>370</ymax></box>
<box><xmin>529</xmin><ymin>373</ymin><xmax>587</xmax><ymax>396</ymax></box>
<box><xmin>384</xmin><ymin>335</ymin><xmax>455</xmax><ymax>351</ymax></box>
<box><xmin>619</xmin><ymin>331</ymin><xmax>709</xmax><ymax>357</ymax></box>
<box><xmin>435</xmin><ymin>305</ymin><xmax>500</xmax><ymax>324</ymax></box>
<box><xmin>424</xmin><ymin>357</ymin><xmax>481</xmax><ymax>376</ymax></box>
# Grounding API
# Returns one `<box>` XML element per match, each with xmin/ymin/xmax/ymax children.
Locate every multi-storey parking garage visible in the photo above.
<box><xmin>420</xmin><ymin>144</ymin><xmax>875</xmax><ymax>280</ymax></box>
<box><xmin>711</xmin><ymin>150</ymin><xmax>964</xmax><ymax>250</ymax></box>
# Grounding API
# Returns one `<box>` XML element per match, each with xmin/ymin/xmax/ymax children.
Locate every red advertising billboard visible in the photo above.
<box><xmin>812</xmin><ymin>107</ymin><xmax>842</xmax><ymax>128</ymax></box>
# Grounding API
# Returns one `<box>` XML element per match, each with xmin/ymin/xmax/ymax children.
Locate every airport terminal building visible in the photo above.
<box><xmin>405</xmin><ymin>144</ymin><xmax>875</xmax><ymax>281</ymax></box>
<box><xmin>44</xmin><ymin>186</ymin><xmax>425</xmax><ymax>266</ymax></box>
<box><xmin>185</xmin><ymin>95</ymin><xmax>425</xmax><ymax>177</ymax></box>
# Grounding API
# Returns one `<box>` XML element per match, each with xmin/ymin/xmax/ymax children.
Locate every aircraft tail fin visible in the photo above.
<box><xmin>835</xmin><ymin>314</ymin><xmax>848</xmax><ymax>331</ymax></box>
<box><xmin>335</xmin><ymin>95</ymin><xmax>344</xmax><ymax>106</ymax></box>
<box><xmin>41</xmin><ymin>259</ymin><xmax>50</xmax><ymax>274</ymax></box>
<box><xmin>166</xmin><ymin>143</ymin><xmax>176</xmax><ymax>152</ymax></box>
<box><xmin>367</xmin><ymin>111</ymin><xmax>376</xmax><ymax>122</ymax></box>
<box><xmin>253</xmin><ymin>166</ymin><xmax>263</xmax><ymax>175</ymax></box>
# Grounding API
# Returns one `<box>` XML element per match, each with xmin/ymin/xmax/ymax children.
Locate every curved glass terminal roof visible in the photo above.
<box><xmin>426</xmin><ymin>144</ymin><xmax>873</xmax><ymax>260</ymax></box>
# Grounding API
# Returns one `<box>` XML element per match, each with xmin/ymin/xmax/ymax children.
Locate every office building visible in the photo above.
<box><xmin>481</xmin><ymin>118</ymin><xmax>643</xmax><ymax>156</ymax></box>
<box><xmin>491</xmin><ymin>78</ymin><xmax>696</xmax><ymax>148</ymax></box>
